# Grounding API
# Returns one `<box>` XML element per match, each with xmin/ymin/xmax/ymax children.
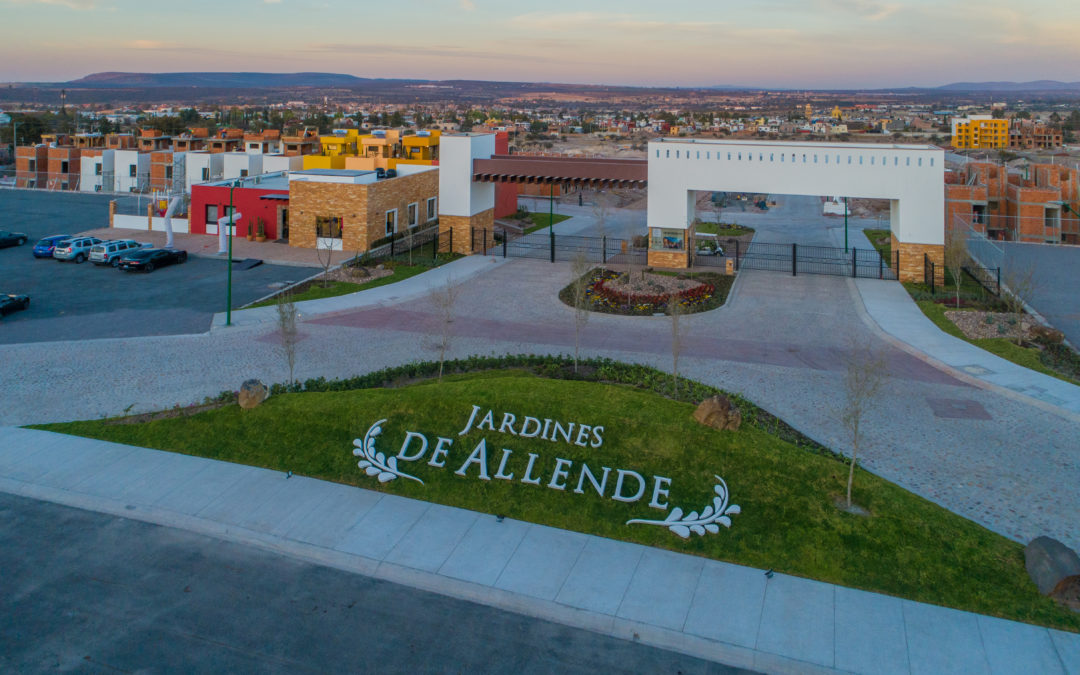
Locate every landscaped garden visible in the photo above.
<box><xmin>246</xmin><ymin>252</ymin><xmax>463</xmax><ymax>309</ymax></box>
<box><xmin>862</xmin><ymin>229</ymin><xmax>1080</xmax><ymax>384</ymax></box>
<box><xmin>695</xmin><ymin>221</ymin><xmax>756</xmax><ymax>238</ymax></box>
<box><xmin>33</xmin><ymin>355</ymin><xmax>1080</xmax><ymax>632</ymax></box>
<box><xmin>560</xmin><ymin>267</ymin><xmax>735</xmax><ymax>316</ymax></box>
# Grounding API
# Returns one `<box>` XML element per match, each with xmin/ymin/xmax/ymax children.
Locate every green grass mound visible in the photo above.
<box><xmin>35</xmin><ymin>364</ymin><xmax>1078</xmax><ymax>632</ymax></box>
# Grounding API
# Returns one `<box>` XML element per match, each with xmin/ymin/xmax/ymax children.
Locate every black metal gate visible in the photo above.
<box><xmin>481</xmin><ymin>229</ymin><xmax>647</xmax><ymax>265</ymax></box>
<box><xmin>697</xmin><ymin>240</ymin><xmax>898</xmax><ymax>280</ymax></box>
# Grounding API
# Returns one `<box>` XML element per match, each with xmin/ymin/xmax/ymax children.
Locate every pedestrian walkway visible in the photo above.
<box><xmin>854</xmin><ymin>277</ymin><xmax>1080</xmax><ymax>419</ymax></box>
<box><xmin>210</xmin><ymin>254</ymin><xmax>511</xmax><ymax>329</ymax></box>
<box><xmin>1</xmin><ymin>427</ymin><xmax>1076</xmax><ymax>675</ymax></box>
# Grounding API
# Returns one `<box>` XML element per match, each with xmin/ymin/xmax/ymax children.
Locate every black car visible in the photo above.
<box><xmin>0</xmin><ymin>230</ymin><xmax>29</xmax><ymax>249</ymax></box>
<box><xmin>0</xmin><ymin>294</ymin><xmax>30</xmax><ymax>317</ymax></box>
<box><xmin>118</xmin><ymin>248</ymin><xmax>188</xmax><ymax>272</ymax></box>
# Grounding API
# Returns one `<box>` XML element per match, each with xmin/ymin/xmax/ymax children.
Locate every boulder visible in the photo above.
<box><xmin>1030</xmin><ymin>324</ymin><xmax>1065</xmax><ymax>345</ymax></box>
<box><xmin>238</xmin><ymin>379</ymin><xmax>270</xmax><ymax>410</ymax></box>
<box><xmin>693</xmin><ymin>395</ymin><xmax>742</xmax><ymax>432</ymax></box>
<box><xmin>1025</xmin><ymin>536</ymin><xmax>1080</xmax><ymax>606</ymax></box>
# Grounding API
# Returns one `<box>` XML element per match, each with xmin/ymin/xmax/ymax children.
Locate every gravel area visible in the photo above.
<box><xmin>603</xmin><ymin>270</ymin><xmax>706</xmax><ymax>296</ymax></box>
<box><xmin>946</xmin><ymin>310</ymin><xmax>1034</xmax><ymax>341</ymax></box>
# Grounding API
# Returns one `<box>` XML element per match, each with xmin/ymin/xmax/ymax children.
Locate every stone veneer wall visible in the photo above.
<box><xmin>440</xmin><ymin>209</ymin><xmax>494</xmax><ymax>255</ymax></box>
<box><xmin>288</xmin><ymin>170</ymin><xmax>439</xmax><ymax>250</ymax></box>
<box><xmin>647</xmin><ymin>249</ymin><xmax>690</xmax><ymax>269</ymax></box>
<box><xmin>892</xmin><ymin>233</ymin><xmax>944</xmax><ymax>284</ymax></box>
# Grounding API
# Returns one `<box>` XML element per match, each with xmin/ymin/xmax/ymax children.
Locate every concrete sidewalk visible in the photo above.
<box><xmin>1</xmin><ymin>427</ymin><xmax>1076</xmax><ymax>675</ymax></box>
<box><xmin>210</xmin><ymin>254</ymin><xmax>511</xmax><ymax>329</ymax></box>
<box><xmin>854</xmin><ymin>278</ymin><xmax>1080</xmax><ymax>419</ymax></box>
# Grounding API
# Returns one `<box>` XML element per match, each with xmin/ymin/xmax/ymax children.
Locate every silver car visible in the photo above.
<box><xmin>53</xmin><ymin>236</ymin><xmax>103</xmax><ymax>263</ymax></box>
<box><xmin>89</xmin><ymin>239</ymin><xmax>152</xmax><ymax>267</ymax></box>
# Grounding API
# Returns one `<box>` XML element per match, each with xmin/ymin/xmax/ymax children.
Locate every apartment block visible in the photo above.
<box><xmin>185</xmin><ymin>151</ymin><xmax>224</xmax><ymax>191</ymax></box>
<box><xmin>945</xmin><ymin>161</ymin><xmax>1080</xmax><ymax>243</ymax></box>
<box><xmin>206</xmin><ymin>128</ymin><xmax>244</xmax><ymax>153</ymax></box>
<box><xmin>45</xmin><ymin>146</ymin><xmax>82</xmax><ymax>190</ymax></box>
<box><xmin>138</xmin><ymin>128</ymin><xmax>172</xmax><ymax>152</ymax></box>
<box><xmin>950</xmin><ymin>115</ymin><xmax>1008</xmax><ymax>149</ymax></box>
<box><xmin>150</xmin><ymin>150</ymin><xmax>185</xmax><ymax>193</ymax></box>
<box><xmin>79</xmin><ymin>149</ymin><xmax>114</xmax><ymax>192</ymax></box>
<box><xmin>15</xmin><ymin>145</ymin><xmax>48</xmax><ymax>188</ymax></box>
<box><xmin>113</xmin><ymin>149</ymin><xmax>150</xmax><ymax>193</ymax></box>
<box><xmin>243</xmin><ymin>130</ymin><xmax>282</xmax><ymax>154</ymax></box>
<box><xmin>173</xmin><ymin>128</ymin><xmax>209</xmax><ymax>153</ymax></box>
<box><xmin>1008</xmin><ymin>121</ymin><xmax>1063</xmax><ymax>150</ymax></box>
<box><xmin>282</xmin><ymin>129</ymin><xmax>319</xmax><ymax>156</ymax></box>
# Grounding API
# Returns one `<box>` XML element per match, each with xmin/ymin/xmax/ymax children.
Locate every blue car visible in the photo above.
<box><xmin>33</xmin><ymin>234</ymin><xmax>73</xmax><ymax>258</ymax></box>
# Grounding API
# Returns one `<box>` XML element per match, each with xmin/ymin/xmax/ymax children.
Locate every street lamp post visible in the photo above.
<box><xmin>225</xmin><ymin>179</ymin><xmax>240</xmax><ymax>327</ymax></box>
<box><xmin>843</xmin><ymin>196</ymin><xmax>849</xmax><ymax>252</ymax></box>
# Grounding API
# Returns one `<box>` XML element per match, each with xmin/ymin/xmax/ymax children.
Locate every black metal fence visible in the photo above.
<box><xmin>353</xmin><ymin>224</ymin><xmax>451</xmax><ymax>265</ymax></box>
<box><xmin>476</xmin><ymin>228</ymin><xmax>647</xmax><ymax>265</ymax></box>
<box><xmin>963</xmin><ymin>262</ymin><xmax>1001</xmax><ymax>296</ymax></box>
<box><xmin>727</xmin><ymin>241</ymin><xmax>898</xmax><ymax>279</ymax></box>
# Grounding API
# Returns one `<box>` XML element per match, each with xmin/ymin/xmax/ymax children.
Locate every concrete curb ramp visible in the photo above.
<box><xmin>1</xmin><ymin>427</ymin><xmax>1076</xmax><ymax>674</ymax></box>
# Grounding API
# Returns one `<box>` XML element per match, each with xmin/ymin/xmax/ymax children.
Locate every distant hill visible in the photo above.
<box><xmin>935</xmin><ymin>80</ymin><xmax>1080</xmax><ymax>92</ymax></box>
<box><xmin>65</xmin><ymin>72</ymin><xmax>398</xmax><ymax>88</ymax></box>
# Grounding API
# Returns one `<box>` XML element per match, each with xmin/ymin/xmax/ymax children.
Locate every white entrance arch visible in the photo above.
<box><xmin>646</xmin><ymin>139</ymin><xmax>944</xmax><ymax>280</ymax></box>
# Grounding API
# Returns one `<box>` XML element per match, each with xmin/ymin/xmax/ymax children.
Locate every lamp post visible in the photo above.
<box><xmin>225</xmin><ymin>178</ymin><xmax>240</xmax><ymax>327</ymax></box>
<box><xmin>548</xmin><ymin>182</ymin><xmax>555</xmax><ymax>236</ymax></box>
<box><xmin>843</xmin><ymin>196</ymin><xmax>849</xmax><ymax>252</ymax></box>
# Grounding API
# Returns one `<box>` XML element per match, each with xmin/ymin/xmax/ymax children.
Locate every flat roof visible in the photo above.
<box><xmin>652</xmin><ymin>138</ymin><xmax>942</xmax><ymax>152</ymax></box>
<box><xmin>292</xmin><ymin>169</ymin><xmax>374</xmax><ymax>177</ymax></box>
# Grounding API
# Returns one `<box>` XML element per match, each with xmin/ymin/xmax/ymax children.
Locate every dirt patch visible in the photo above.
<box><xmin>946</xmin><ymin>310</ymin><xmax>1034</xmax><ymax>341</ymax></box>
<box><xmin>324</xmin><ymin>265</ymin><xmax>394</xmax><ymax>284</ymax></box>
<box><xmin>106</xmin><ymin>400</ymin><xmax>233</xmax><ymax>425</ymax></box>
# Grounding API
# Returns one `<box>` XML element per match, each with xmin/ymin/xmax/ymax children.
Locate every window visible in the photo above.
<box><xmin>859</xmin><ymin>156</ymin><xmax>864</xmax><ymax>165</ymax></box>
<box><xmin>676</xmin><ymin>151</ymin><xmax>680</xmax><ymax>158</ymax></box>
<box><xmin>918</xmin><ymin>158</ymin><xmax>922</xmax><ymax>167</ymax></box>
<box><xmin>129</xmin><ymin>165</ymin><xmax>137</xmax><ymax>177</ymax></box>
<box><xmin>770</xmin><ymin>153</ymin><xmax>774</xmax><ymax>161</ymax></box>
<box><xmin>802</xmin><ymin>154</ymin><xmax>807</xmax><ymax>163</ymax></box>
<box><xmin>407</xmin><ymin>202</ymin><xmax>418</xmax><ymax>227</ymax></box>
<box><xmin>727</xmin><ymin>152</ymin><xmax>731</xmax><ymax>160</ymax></box>
<box><xmin>165</xmin><ymin>166</ymin><xmax>173</xmax><ymax>179</ymax></box>
<box><xmin>27</xmin><ymin>160</ymin><xmax>36</xmax><ymax>172</ymax></box>
<box><xmin>201</xmin><ymin>167</ymin><xmax>210</xmax><ymax>180</ymax></box>
<box><xmin>239</xmin><ymin>169</ymin><xmax>249</xmax><ymax>177</ymax></box>
<box><xmin>906</xmin><ymin>157</ymin><xmax>910</xmax><ymax>166</ymax></box>
<box><xmin>665</xmin><ymin>149</ymin><xmax>670</xmax><ymax>158</ymax></box>
<box><xmin>385</xmin><ymin>209</ymin><xmax>397</xmax><ymax>236</ymax></box>
<box><xmin>206</xmin><ymin>204</ymin><xmax>218</xmax><ymax>223</ymax></box>
<box><xmin>95</xmin><ymin>164</ymin><xmax>102</xmax><ymax>176</ymax></box>
<box><xmin>426</xmin><ymin>197</ymin><xmax>437</xmax><ymax>221</ymax></box>
<box><xmin>650</xmin><ymin>228</ymin><xmax>685</xmax><ymax>251</ymax></box>
<box><xmin>813</xmin><ymin>154</ymin><xmax>818</xmax><ymax>163</ymax></box>
<box><xmin>737</xmin><ymin>152</ymin><xmax>742</xmax><ymax>160</ymax></box>
<box><xmin>656</xmin><ymin>150</ymin><xmax>660</xmax><ymax>158</ymax></box>
<box><xmin>930</xmin><ymin>159</ymin><xmax>934</xmax><ymax>167</ymax></box>
<box><xmin>316</xmin><ymin>215</ymin><xmax>342</xmax><ymax>238</ymax></box>
<box><xmin>695</xmin><ymin>151</ymin><xmax>700</xmax><ymax>159</ymax></box>
<box><xmin>61</xmin><ymin>161</ymin><xmax>69</xmax><ymax>173</ymax></box>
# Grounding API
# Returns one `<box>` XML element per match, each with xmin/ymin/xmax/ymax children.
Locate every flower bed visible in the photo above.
<box><xmin>562</xmin><ymin>268</ymin><xmax>733</xmax><ymax>316</ymax></box>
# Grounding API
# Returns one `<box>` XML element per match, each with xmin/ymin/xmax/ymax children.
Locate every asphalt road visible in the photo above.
<box><xmin>999</xmin><ymin>242</ymin><xmax>1080</xmax><ymax>347</ymax></box>
<box><xmin>0</xmin><ymin>492</ymin><xmax>752</xmax><ymax>675</ymax></box>
<box><xmin>0</xmin><ymin>189</ymin><xmax>303</xmax><ymax>343</ymax></box>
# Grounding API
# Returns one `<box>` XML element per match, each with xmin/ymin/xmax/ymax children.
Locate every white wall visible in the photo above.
<box><xmin>79</xmin><ymin>152</ymin><xmax>114</xmax><ymax>193</ymax></box>
<box><xmin>185</xmin><ymin>152</ymin><xmax>224</xmax><ymax>192</ymax></box>
<box><xmin>113</xmin><ymin>214</ymin><xmax>190</xmax><ymax>233</ymax></box>
<box><xmin>647</xmin><ymin>139</ymin><xmax>944</xmax><ymax>245</ymax></box>
<box><xmin>262</xmin><ymin>154</ymin><xmax>302</xmax><ymax>173</ymax></box>
<box><xmin>113</xmin><ymin>151</ymin><xmax>149</xmax><ymax>193</ymax></box>
<box><xmin>222</xmin><ymin>152</ymin><xmax>263</xmax><ymax>181</ymax></box>
<box><xmin>439</xmin><ymin>133</ymin><xmax>495</xmax><ymax>217</ymax></box>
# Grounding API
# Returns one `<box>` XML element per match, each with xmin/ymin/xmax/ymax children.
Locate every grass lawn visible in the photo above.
<box><xmin>863</xmin><ymin>228</ymin><xmax>891</xmax><ymax>258</ymax></box>
<box><xmin>523</xmin><ymin>212</ymin><xmax>571</xmax><ymax>234</ymax></box>
<box><xmin>913</xmin><ymin>299</ymin><xmax>1080</xmax><ymax>385</ymax></box>
<box><xmin>247</xmin><ymin>256</ymin><xmax>459</xmax><ymax>309</ymax></box>
<box><xmin>696</xmin><ymin>222</ymin><xmax>756</xmax><ymax>237</ymax></box>
<box><xmin>35</xmin><ymin>370</ymin><xmax>1079</xmax><ymax>632</ymax></box>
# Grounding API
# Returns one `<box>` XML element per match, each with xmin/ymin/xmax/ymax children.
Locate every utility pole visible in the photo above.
<box><xmin>844</xmin><ymin>196</ymin><xmax>849</xmax><ymax>252</ymax></box>
<box><xmin>225</xmin><ymin>179</ymin><xmax>240</xmax><ymax>327</ymax></box>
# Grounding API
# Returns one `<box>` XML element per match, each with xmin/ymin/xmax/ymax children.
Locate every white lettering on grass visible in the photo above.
<box><xmin>428</xmin><ymin>437</ymin><xmax>453</xmax><ymax>467</ymax></box>
<box><xmin>397</xmin><ymin>432</ymin><xmax>428</xmax><ymax>461</ymax></box>
<box><xmin>547</xmin><ymin>458</ymin><xmax>573</xmax><ymax>490</ymax></box>
<box><xmin>454</xmin><ymin>438</ymin><xmax>490</xmax><ymax>480</ymax></box>
<box><xmin>612</xmin><ymin>469</ymin><xmax>646</xmax><ymax>503</ymax></box>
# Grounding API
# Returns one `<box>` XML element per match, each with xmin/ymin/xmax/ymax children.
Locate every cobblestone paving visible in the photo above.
<box><xmin>1</xmin><ymin>258</ymin><xmax>1077</xmax><ymax>553</ymax></box>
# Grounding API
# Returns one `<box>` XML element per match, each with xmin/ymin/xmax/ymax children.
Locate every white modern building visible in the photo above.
<box><xmin>262</xmin><ymin>154</ymin><xmax>304</xmax><ymax>174</ymax></box>
<box><xmin>79</xmin><ymin>151</ymin><xmax>115</xmax><ymax>193</ymax></box>
<box><xmin>222</xmin><ymin>152</ymin><xmax>263</xmax><ymax>182</ymax></box>
<box><xmin>113</xmin><ymin>149</ymin><xmax>149</xmax><ymax>193</ymax></box>
<box><xmin>185</xmin><ymin>152</ymin><xmax>224</xmax><ymax>191</ymax></box>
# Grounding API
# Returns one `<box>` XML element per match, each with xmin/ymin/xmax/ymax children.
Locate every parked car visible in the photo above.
<box><xmin>53</xmin><ymin>236</ymin><xmax>103</xmax><ymax>263</ymax></box>
<box><xmin>89</xmin><ymin>239</ymin><xmax>152</xmax><ymax>267</ymax></box>
<box><xmin>118</xmin><ymin>248</ymin><xmax>188</xmax><ymax>272</ymax></box>
<box><xmin>0</xmin><ymin>230</ymin><xmax>29</xmax><ymax>249</ymax></box>
<box><xmin>33</xmin><ymin>234</ymin><xmax>73</xmax><ymax>258</ymax></box>
<box><xmin>0</xmin><ymin>294</ymin><xmax>30</xmax><ymax>317</ymax></box>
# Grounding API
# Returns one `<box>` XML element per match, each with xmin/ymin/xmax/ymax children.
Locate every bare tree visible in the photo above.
<box><xmin>591</xmin><ymin>190</ymin><xmax>615</xmax><ymax>237</ymax></box>
<box><xmin>316</xmin><ymin>237</ymin><xmax>336</xmax><ymax>288</ymax></box>
<box><xmin>1000</xmin><ymin>261</ymin><xmax>1040</xmax><ymax>345</ymax></box>
<box><xmin>403</xmin><ymin>227</ymin><xmax>415</xmax><ymax>266</ymax></box>
<box><xmin>668</xmin><ymin>296</ymin><xmax>685</xmax><ymax>396</ymax></box>
<box><xmin>943</xmin><ymin>222</ymin><xmax>968</xmax><ymax>310</ymax></box>
<box><xmin>425</xmin><ymin>274</ymin><xmax>460</xmax><ymax>382</ymax></box>
<box><xmin>840</xmin><ymin>339</ymin><xmax>887</xmax><ymax>510</ymax></box>
<box><xmin>710</xmin><ymin>193</ymin><xmax>723</xmax><ymax>229</ymax></box>
<box><xmin>275</xmin><ymin>290</ymin><xmax>299</xmax><ymax>386</ymax></box>
<box><xmin>569</xmin><ymin>253</ymin><xmax>591</xmax><ymax>372</ymax></box>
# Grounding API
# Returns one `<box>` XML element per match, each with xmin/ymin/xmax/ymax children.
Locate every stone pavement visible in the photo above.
<box><xmin>855</xmin><ymin>278</ymin><xmax>1080</xmax><ymax>418</ymax></box>
<box><xmin>1</xmin><ymin>427</ymin><xmax>1077</xmax><ymax>675</ymax></box>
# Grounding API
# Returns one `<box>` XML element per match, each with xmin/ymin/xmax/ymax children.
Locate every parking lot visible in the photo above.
<box><xmin>0</xmin><ymin>190</ymin><xmax>306</xmax><ymax>344</ymax></box>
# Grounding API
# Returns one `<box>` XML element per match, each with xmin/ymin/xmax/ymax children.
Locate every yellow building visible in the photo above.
<box><xmin>304</xmin><ymin>128</ymin><xmax>441</xmax><ymax>171</ymax></box>
<box><xmin>951</xmin><ymin>115</ymin><xmax>1008</xmax><ymax>149</ymax></box>
<box><xmin>831</xmin><ymin>106</ymin><xmax>843</xmax><ymax>121</ymax></box>
<box><xmin>401</xmin><ymin>130</ymin><xmax>441</xmax><ymax>162</ymax></box>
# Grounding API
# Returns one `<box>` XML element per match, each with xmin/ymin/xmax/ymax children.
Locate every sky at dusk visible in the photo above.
<box><xmin>1</xmin><ymin>0</ymin><xmax>1078</xmax><ymax>88</ymax></box>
